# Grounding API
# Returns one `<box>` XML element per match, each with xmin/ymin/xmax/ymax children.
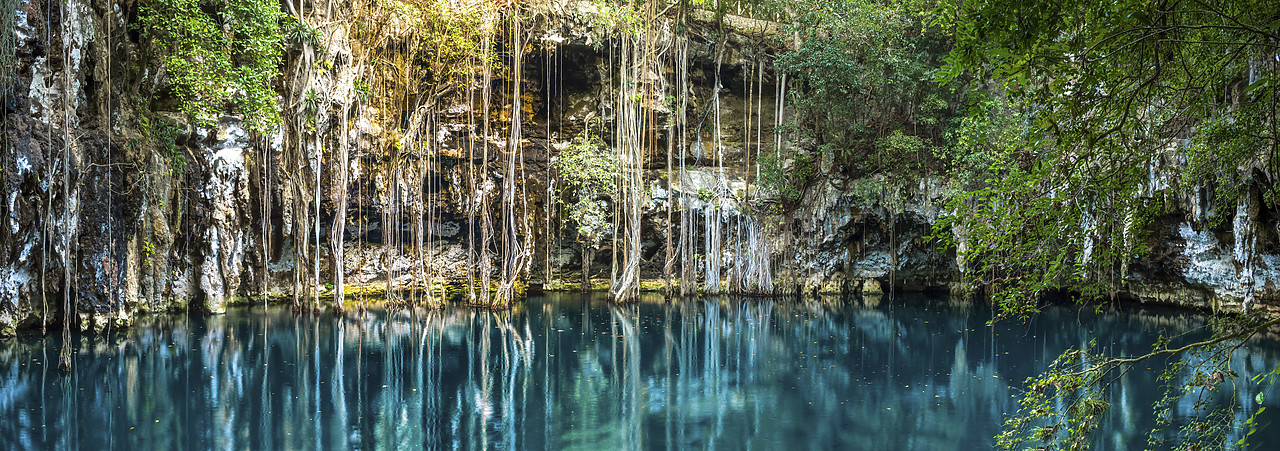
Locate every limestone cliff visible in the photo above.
<box><xmin>0</xmin><ymin>0</ymin><xmax>1273</xmax><ymax>335</ymax></box>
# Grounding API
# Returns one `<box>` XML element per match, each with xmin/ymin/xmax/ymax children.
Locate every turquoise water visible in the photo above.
<box><xmin>1</xmin><ymin>293</ymin><xmax>1278</xmax><ymax>449</ymax></box>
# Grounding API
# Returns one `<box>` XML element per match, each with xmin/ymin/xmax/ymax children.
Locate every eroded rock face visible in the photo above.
<box><xmin>1111</xmin><ymin>151</ymin><xmax>1280</xmax><ymax>312</ymax></box>
<box><xmin>1126</xmin><ymin>214</ymin><xmax>1280</xmax><ymax>312</ymax></box>
<box><xmin>772</xmin><ymin>175</ymin><xmax>959</xmax><ymax>296</ymax></box>
<box><xmin>194</xmin><ymin>119</ymin><xmax>255</xmax><ymax>314</ymax></box>
<box><xmin>0</xmin><ymin>0</ymin><xmax>97</xmax><ymax>334</ymax></box>
<box><xmin>0</xmin><ymin>0</ymin><xmax>268</xmax><ymax>333</ymax></box>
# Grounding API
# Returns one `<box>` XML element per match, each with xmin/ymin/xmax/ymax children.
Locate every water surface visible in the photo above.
<box><xmin>1</xmin><ymin>293</ymin><xmax>1279</xmax><ymax>449</ymax></box>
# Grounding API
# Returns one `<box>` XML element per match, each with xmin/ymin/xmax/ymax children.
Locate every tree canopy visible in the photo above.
<box><xmin>932</xmin><ymin>0</ymin><xmax>1280</xmax><ymax>318</ymax></box>
<box><xmin>930</xmin><ymin>0</ymin><xmax>1280</xmax><ymax>448</ymax></box>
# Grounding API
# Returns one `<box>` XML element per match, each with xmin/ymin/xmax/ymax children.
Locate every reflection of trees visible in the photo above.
<box><xmin>0</xmin><ymin>296</ymin><xmax>1278</xmax><ymax>448</ymax></box>
<box><xmin>552</xmin><ymin>296</ymin><xmax>1012</xmax><ymax>449</ymax></box>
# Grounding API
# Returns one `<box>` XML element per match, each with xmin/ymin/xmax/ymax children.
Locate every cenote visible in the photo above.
<box><xmin>1</xmin><ymin>294</ymin><xmax>1278</xmax><ymax>450</ymax></box>
<box><xmin>4</xmin><ymin>0</ymin><xmax>1279</xmax><ymax>448</ymax></box>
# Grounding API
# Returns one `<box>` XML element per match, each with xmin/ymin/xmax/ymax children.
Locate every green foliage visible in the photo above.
<box><xmin>350</xmin><ymin>0</ymin><xmax>487</xmax><ymax>141</ymax></box>
<box><xmin>579</xmin><ymin>0</ymin><xmax>645</xmax><ymax>40</ymax></box>
<box><xmin>352</xmin><ymin>79</ymin><xmax>372</xmax><ymax>103</ymax></box>
<box><xmin>304</xmin><ymin>88</ymin><xmax>321</xmax><ymax>115</ymax></box>
<box><xmin>373</xmin><ymin>0</ymin><xmax>485</xmax><ymax>81</ymax></box>
<box><xmin>137</xmin><ymin>0</ymin><xmax>284</xmax><ymax>132</ymax></box>
<box><xmin>931</xmin><ymin>0</ymin><xmax>1280</xmax><ymax>433</ymax></box>
<box><xmin>141</xmin><ymin>116</ymin><xmax>187</xmax><ymax>178</ymax></box>
<box><xmin>770</xmin><ymin>0</ymin><xmax>958</xmax><ymax>203</ymax></box>
<box><xmin>1181</xmin><ymin>105</ymin><xmax>1275</xmax><ymax>227</ymax></box>
<box><xmin>1241</xmin><ymin>365</ymin><xmax>1280</xmax><ymax>448</ymax></box>
<box><xmin>1144</xmin><ymin>316</ymin><xmax>1270</xmax><ymax>450</ymax></box>
<box><xmin>937</xmin><ymin>91</ymin><xmax>1029</xmax><ymax>188</ymax></box>
<box><xmin>996</xmin><ymin>344</ymin><xmax>1109</xmax><ymax>450</ymax></box>
<box><xmin>932</xmin><ymin>0</ymin><xmax>1280</xmax><ymax>202</ymax></box>
<box><xmin>933</xmin><ymin>158</ymin><xmax>1157</xmax><ymax>321</ymax></box>
<box><xmin>142</xmin><ymin>241</ymin><xmax>156</xmax><ymax>269</ymax></box>
<box><xmin>282</xmin><ymin>15</ymin><xmax>321</xmax><ymax>50</ymax></box>
<box><xmin>930</xmin><ymin>0</ymin><xmax>1280</xmax><ymax>318</ymax></box>
<box><xmin>688</xmin><ymin>0</ymin><xmax>789</xmax><ymax>22</ymax></box>
<box><xmin>874</xmin><ymin>130</ymin><xmax>927</xmax><ymax>174</ymax></box>
<box><xmin>556</xmin><ymin>124</ymin><xmax>618</xmax><ymax>248</ymax></box>
<box><xmin>997</xmin><ymin>319</ymin><xmax>1280</xmax><ymax>451</ymax></box>
<box><xmin>758</xmin><ymin>150</ymin><xmax>813</xmax><ymax>204</ymax></box>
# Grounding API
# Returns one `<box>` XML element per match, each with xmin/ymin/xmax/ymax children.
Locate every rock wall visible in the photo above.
<box><xmin>0</xmin><ymin>0</ymin><xmax>268</xmax><ymax>333</ymax></box>
<box><xmin>0</xmin><ymin>1</ymin><xmax>1275</xmax><ymax>335</ymax></box>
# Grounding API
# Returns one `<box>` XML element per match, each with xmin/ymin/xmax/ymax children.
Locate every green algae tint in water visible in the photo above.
<box><xmin>1</xmin><ymin>293</ymin><xmax>1279</xmax><ymax>450</ymax></box>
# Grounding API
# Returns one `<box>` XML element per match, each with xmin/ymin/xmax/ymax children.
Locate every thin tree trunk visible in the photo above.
<box><xmin>479</xmin><ymin>8</ymin><xmax>494</xmax><ymax>305</ymax></box>
<box><xmin>332</xmin><ymin>101</ymin><xmax>350</xmax><ymax>312</ymax></box>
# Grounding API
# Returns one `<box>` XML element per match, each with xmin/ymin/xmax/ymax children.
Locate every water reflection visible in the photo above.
<box><xmin>0</xmin><ymin>294</ymin><xmax>1278</xmax><ymax>450</ymax></box>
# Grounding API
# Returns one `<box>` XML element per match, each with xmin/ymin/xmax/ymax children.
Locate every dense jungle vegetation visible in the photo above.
<box><xmin>932</xmin><ymin>0</ymin><xmax>1280</xmax><ymax>448</ymax></box>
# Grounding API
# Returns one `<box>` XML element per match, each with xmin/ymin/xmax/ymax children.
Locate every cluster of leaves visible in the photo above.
<box><xmin>766</xmin><ymin>0</ymin><xmax>962</xmax><ymax>204</ymax></box>
<box><xmin>579</xmin><ymin>0</ymin><xmax>646</xmax><ymax>40</ymax></box>
<box><xmin>137</xmin><ymin>0</ymin><xmax>284</xmax><ymax>132</ymax></box>
<box><xmin>141</xmin><ymin>240</ymin><xmax>156</xmax><ymax>269</ymax></box>
<box><xmin>556</xmin><ymin>123</ymin><xmax>618</xmax><ymax>249</ymax></box>
<box><xmin>155</xmin><ymin>120</ymin><xmax>187</xmax><ymax>178</ymax></box>
<box><xmin>935</xmin><ymin>90</ymin><xmax>1030</xmax><ymax>189</ymax></box>
<box><xmin>282</xmin><ymin>14</ymin><xmax>322</xmax><ymax>50</ymax></box>
<box><xmin>756</xmin><ymin>148</ymin><xmax>812</xmax><ymax>204</ymax></box>
<box><xmin>997</xmin><ymin>316</ymin><xmax>1280</xmax><ymax>450</ymax></box>
<box><xmin>996</xmin><ymin>344</ymin><xmax>1109</xmax><ymax>450</ymax></box>
<box><xmin>136</xmin><ymin>114</ymin><xmax>187</xmax><ymax>178</ymax></box>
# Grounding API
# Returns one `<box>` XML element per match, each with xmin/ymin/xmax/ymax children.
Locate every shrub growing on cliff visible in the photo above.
<box><xmin>769</xmin><ymin>0</ymin><xmax>959</xmax><ymax>204</ymax></box>
<box><xmin>555</xmin><ymin>123</ymin><xmax>617</xmax><ymax>287</ymax></box>
<box><xmin>137</xmin><ymin>0</ymin><xmax>283</xmax><ymax>132</ymax></box>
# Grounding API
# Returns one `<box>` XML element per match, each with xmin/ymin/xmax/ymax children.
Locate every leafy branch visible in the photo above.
<box><xmin>999</xmin><ymin>316</ymin><xmax>1280</xmax><ymax>450</ymax></box>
